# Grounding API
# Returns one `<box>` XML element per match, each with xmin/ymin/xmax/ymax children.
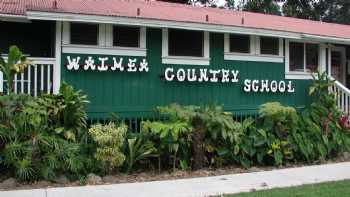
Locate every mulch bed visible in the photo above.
<box><xmin>1</xmin><ymin>155</ymin><xmax>349</xmax><ymax>191</ymax></box>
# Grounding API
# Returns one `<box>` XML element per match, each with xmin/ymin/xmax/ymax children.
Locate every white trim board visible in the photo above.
<box><xmin>0</xmin><ymin>13</ymin><xmax>30</xmax><ymax>22</ymax></box>
<box><xmin>224</xmin><ymin>53</ymin><xmax>284</xmax><ymax>63</ymax></box>
<box><xmin>162</xmin><ymin>56</ymin><xmax>210</xmax><ymax>66</ymax></box>
<box><xmin>62</xmin><ymin>45</ymin><xmax>147</xmax><ymax>56</ymax></box>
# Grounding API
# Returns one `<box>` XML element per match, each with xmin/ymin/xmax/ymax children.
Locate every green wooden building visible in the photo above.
<box><xmin>1</xmin><ymin>0</ymin><xmax>350</xmax><ymax>122</ymax></box>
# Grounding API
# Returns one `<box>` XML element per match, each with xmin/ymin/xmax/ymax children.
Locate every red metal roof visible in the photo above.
<box><xmin>1</xmin><ymin>0</ymin><xmax>350</xmax><ymax>40</ymax></box>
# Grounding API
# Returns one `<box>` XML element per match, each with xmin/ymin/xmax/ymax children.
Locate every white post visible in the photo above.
<box><xmin>47</xmin><ymin>65</ymin><xmax>51</xmax><ymax>94</ymax></box>
<box><xmin>20</xmin><ymin>72</ymin><xmax>24</xmax><ymax>93</ymax></box>
<box><xmin>27</xmin><ymin>66</ymin><xmax>31</xmax><ymax>94</ymax></box>
<box><xmin>0</xmin><ymin>71</ymin><xmax>3</xmax><ymax>93</ymax></box>
<box><xmin>40</xmin><ymin>64</ymin><xmax>44</xmax><ymax>92</ymax></box>
<box><xmin>34</xmin><ymin>65</ymin><xmax>38</xmax><ymax>97</ymax></box>
<box><xmin>53</xmin><ymin>21</ymin><xmax>62</xmax><ymax>94</ymax></box>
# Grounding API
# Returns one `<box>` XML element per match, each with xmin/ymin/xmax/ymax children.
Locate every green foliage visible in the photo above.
<box><xmin>124</xmin><ymin>132</ymin><xmax>157</xmax><ymax>173</ymax></box>
<box><xmin>259</xmin><ymin>102</ymin><xmax>299</xmax><ymax>136</ymax></box>
<box><xmin>255</xmin><ymin>102</ymin><xmax>297</xmax><ymax>166</ymax></box>
<box><xmin>141</xmin><ymin>116</ymin><xmax>192</xmax><ymax>171</ymax></box>
<box><xmin>290</xmin><ymin>72</ymin><xmax>350</xmax><ymax>162</ymax></box>
<box><xmin>0</xmin><ymin>46</ymin><xmax>31</xmax><ymax>93</ymax></box>
<box><xmin>283</xmin><ymin>0</ymin><xmax>350</xmax><ymax>25</ymax></box>
<box><xmin>0</xmin><ymin>94</ymin><xmax>90</xmax><ymax>181</ymax></box>
<box><xmin>89</xmin><ymin>122</ymin><xmax>127</xmax><ymax>173</ymax></box>
<box><xmin>243</xmin><ymin>0</ymin><xmax>281</xmax><ymax>15</ymax></box>
<box><xmin>40</xmin><ymin>82</ymin><xmax>89</xmax><ymax>142</ymax></box>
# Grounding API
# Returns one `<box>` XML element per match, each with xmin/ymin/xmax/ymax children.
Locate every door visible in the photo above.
<box><xmin>331</xmin><ymin>47</ymin><xmax>346</xmax><ymax>84</ymax></box>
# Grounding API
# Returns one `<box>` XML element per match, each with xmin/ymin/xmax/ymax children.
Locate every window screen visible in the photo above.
<box><xmin>70</xmin><ymin>23</ymin><xmax>98</xmax><ymax>45</ymax></box>
<box><xmin>229</xmin><ymin>34</ymin><xmax>250</xmax><ymax>53</ymax></box>
<box><xmin>113</xmin><ymin>26</ymin><xmax>140</xmax><ymax>48</ymax></box>
<box><xmin>306</xmin><ymin>44</ymin><xmax>319</xmax><ymax>72</ymax></box>
<box><xmin>168</xmin><ymin>29</ymin><xmax>204</xmax><ymax>57</ymax></box>
<box><xmin>260</xmin><ymin>37</ymin><xmax>279</xmax><ymax>55</ymax></box>
<box><xmin>289</xmin><ymin>42</ymin><xmax>304</xmax><ymax>71</ymax></box>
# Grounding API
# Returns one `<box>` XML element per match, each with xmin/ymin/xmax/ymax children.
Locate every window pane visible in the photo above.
<box><xmin>114</xmin><ymin>26</ymin><xmax>140</xmax><ymax>47</ymax></box>
<box><xmin>229</xmin><ymin>34</ymin><xmax>250</xmax><ymax>53</ymax></box>
<box><xmin>260</xmin><ymin>37</ymin><xmax>279</xmax><ymax>55</ymax></box>
<box><xmin>306</xmin><ymin>44</ymin><xmax>319</xmax><ymax>73</ymax></box>
<box><xmin>289</xmin><ymin>42</ymin><xmax>304</xmax><ymax>71</ymax></box>
<box><xmin>168</xmin><ymin>29</ymin><xmax>204</xmax><ymax>57</ymax></box>
<box><xmin>70</xmin><ymin>23</ymin><xmax>98</xmax><ymax>45</ymax></box>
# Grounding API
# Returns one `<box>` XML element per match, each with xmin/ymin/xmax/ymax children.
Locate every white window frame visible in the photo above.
<box><xmin>162</xmin><ymin>28</ymin><xmax>210</xmax><ymax>66</ymax></box>
<box><xmin>285</xmin><ymin>39</ymin><xmax>327</xmax><ymax>80</ymax></box>
<box><xmin>62</xmin><ymin>22</ymin><xmax>146</xmax><ymax>56</ymax></box>
<box><xmin>224</xmin><ymin>34</ymin><xmax>284</xmax><ymax>63</ymax></box>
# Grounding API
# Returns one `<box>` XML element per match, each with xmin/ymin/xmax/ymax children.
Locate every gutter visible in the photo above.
<box><xmin>301</xmin><ymin>34</ymin><xmax>350</xmax><ymax>45</ymax></box>
<box><xmin>0</xmin><ymin>13</ymin><xmax>30</xmax><ymax>23</ymax></box>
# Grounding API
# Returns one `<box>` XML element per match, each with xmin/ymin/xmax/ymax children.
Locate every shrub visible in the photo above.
<box><xmin>124</xmin><ymin>131</ymin><xmax>157</xmax><ymax>173</ymax></box>
<box><xmin>0</xmin><ymin>94</ymin><xmax>90</xmax><ymax>181</ymax></box>
<box><xmin>141</xmin><ymin>115</ymin><xmax>192</xmax><ymax>171</ymax></box>
<box><xmin>290</xmin><ymin>72</ymin><xmax>350</xmax><ymax>162</ymax></box>
<box><xmin>257</xmin><ymin>102</ymin><xmax>297</xmax><ymax>165</ymax></box>
<box><xmin>40</xmin><ymin>82</ymin><xmax>89</xmax><ymax>142</ymax></box>
<box><xmin>89</xmin><ymin>122</ymin><xmax>127</xmax><ymax>173</ymax></box>
<box><xmin>141</xmin><ymin>104</ymin><xmax>245</xmax><ymax>170</ymax></box>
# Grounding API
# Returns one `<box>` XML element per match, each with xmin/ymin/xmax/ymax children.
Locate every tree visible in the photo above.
<box><xmin>282</xmin><ymin>0</ymin><xmax>321</xmax><ymax>20</ymax></box>
<box><xmin>282</xmin><ymin>0</ymin><xmax>350</xmax><ymax>25</ymax></box>
<box><xmin>320</xmin><ymin>0</ymin><xmax>350</xmax><ymax>25</ymax></box>
<box><xmin>243</xmin><ymin>0</ymin><xmax>281</xmax><ymax>15</ymax></box>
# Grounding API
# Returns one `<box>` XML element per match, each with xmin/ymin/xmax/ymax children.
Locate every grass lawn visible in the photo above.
<box><xmin>225</xmin><ymin>180</ymin><xmax>350</xmax><ymax>197</ymax></box>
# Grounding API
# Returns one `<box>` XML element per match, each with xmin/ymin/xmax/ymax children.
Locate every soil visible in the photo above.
<box><xmin>1</xmin><ymin>155</ymin><xmax>349</xmax><ymax>191</ymax></box>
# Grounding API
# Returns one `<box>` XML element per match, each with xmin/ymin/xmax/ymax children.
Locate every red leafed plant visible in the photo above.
<box><xmin>339</xmin><ymin>115</ymin><xmax>350</xmax><ymax>130</ymax></box>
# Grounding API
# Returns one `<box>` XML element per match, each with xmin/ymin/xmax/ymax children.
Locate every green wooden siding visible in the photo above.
<box><xmin>61</xmin><ymin>28</ymin><xmax>312</xmax><ymax>119</ymax></box>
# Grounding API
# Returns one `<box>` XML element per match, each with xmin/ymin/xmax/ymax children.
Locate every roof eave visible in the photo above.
<box><xmin>26</xmin><ymin>10</ymin><xmax>302</xmax><ymax>39</ymax></box>
<box><xmin>15</xmin><ymin>10</ymin><xmax>350</xmax><ymax>45</ymax></box>
<box><xmin>301</xmin><ymin>34</ymin><xmax>350</xmax><ymax>45</ymax></box>
<box><xmin>0</xmin><ymin>13</ymin><xmax>30</xmax><ymax>23</ymax></box>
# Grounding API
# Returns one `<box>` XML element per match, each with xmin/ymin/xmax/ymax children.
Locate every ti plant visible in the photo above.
<box><xmin>0</xmin><ymin>46</ymin><xmax>31</xmax><ymax>93</ymax></box>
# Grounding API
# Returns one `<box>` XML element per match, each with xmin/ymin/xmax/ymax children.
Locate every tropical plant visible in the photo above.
<box><xmin>291</xmin><ymin>72</ymin><xmax>350</xmax><ymax>162</ymax></box>
<box><xmin>259</xmin><ymin>102</ymin><xmax>299</xmax><ymax>138</ymax></box>
<box><xmin>124</xmin><ymin>132</ymin><xmax>157</xmax><ymax>173</ymax></box>
<box><xmin>144</xmin><ymin>104</ymin><xmax>247</xmax><ymax>169</ymax></box>
<box><xmin>89</xmin><ymin>122</ymin><xmax>127</xmax><ymax>173</ymax></box>
<box><xmin>0</xmin><ymin>94</ymin><xmax>90</xmax><ymax>181</ymax></box>
<box><xmin>141</xmin><ymin>118</ymin><xmax>191</xmax><ymax>171</ymax></box>
<box><xmin>40</xmin><ymin>82</ymin><xmax>89</xmax><ymax>143</ymax></box>
<box><xmin>257</xmin><ymin>102</ymin><xmax>297</xmax><ymax>165</ymax></box>
<box><xmin>0</xmin><ymin>46</ymin><xmax>31</xmax><ymax>93</ymax></box>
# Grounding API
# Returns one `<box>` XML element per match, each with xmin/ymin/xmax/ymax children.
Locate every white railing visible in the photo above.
<box><xmin>330</xmin><ymin>80</ymin><xmax>350</xmax><ymax>116</ymax></box>
<box><xmin>0</xmin><ymin>57</ymin><xmax>55</xmax><ymax>96</ymax></box>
